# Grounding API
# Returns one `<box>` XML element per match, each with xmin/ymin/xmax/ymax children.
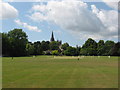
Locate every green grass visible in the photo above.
<box><xmin>2</xmin><ymin>56</ymin><xmax>118</xmax><ymax>88</ymax></box>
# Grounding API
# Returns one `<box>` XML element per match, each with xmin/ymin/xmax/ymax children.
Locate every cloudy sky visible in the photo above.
<box><xmin>1</xmin><ymin>0</ymin><xmax>119</xmax><ymax>46</ymax></box>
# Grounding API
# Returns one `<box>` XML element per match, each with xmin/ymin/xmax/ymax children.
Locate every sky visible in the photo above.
<box><xmin>0</xmin><ymin>0</ymin><xmax>119</xmax><ymax>47</ymax></box>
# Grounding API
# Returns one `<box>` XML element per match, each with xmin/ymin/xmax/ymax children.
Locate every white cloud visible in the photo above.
<box><xmin>0</xmin><ymin>2</ymin><xmax>18</xmax><ymax>19</ymax></box>
<box><xmin>91</xmin><ymin>5</ymin><xmax>118</xmax><ymax>38</ymax></box>
<box><xmin>31</xmin><ymin>4</ymin><xmax>47</xmax><ymax>12</ymax></box>
<box><xmin>29</xmin><ymin>12</ymin><xmax>47</xmax><ymax>21</ymax></box>
<box><xmin>106</xmin><ymin>2</ymin><xmax>118</xmax><ymax>10</ymax></box>
<box><xmin>102</xmin><ymin>0</ymin><xmax>118</xmax><ymax>10</ymax></box>
<box><xmin>14</xmin><ymin>19</ymin><xmax>41</xmax><ymax>32</ymax></box>
<box><xmin>29</xmin><ymin>1</ymin><xmax>118</xmax><ymax>40</ymax></box>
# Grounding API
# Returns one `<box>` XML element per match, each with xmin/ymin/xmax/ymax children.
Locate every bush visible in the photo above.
<box><xmin>51</xmin><ymin>50</ymin><xmax>59</xmax><ymax>55</ymax></box>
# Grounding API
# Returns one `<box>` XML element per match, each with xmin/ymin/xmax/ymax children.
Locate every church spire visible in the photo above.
<box><xmin>50</xmin><ymin>31</ymin><xmax>55</xmax><ymax>42</ymax></box>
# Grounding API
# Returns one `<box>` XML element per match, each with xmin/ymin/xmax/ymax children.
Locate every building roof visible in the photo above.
<box><xmin>50</xmin><ymin>31</ymin><xmax>55</xmax><ymax>42</ymax></box>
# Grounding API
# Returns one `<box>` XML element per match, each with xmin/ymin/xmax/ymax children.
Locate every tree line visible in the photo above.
<box><xmin>1</xmin><ymin>29</ymin><xmax>120</xmax><ymax>57</ymax></box>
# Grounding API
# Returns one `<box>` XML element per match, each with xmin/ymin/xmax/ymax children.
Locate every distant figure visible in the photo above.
<box><xmin>12</xmin><ymin>57</ymin><xmax>13</xmax><ymax>59</ymax></box>
<box><xmin>78</xmin><ymin>58</ymin><xmax>79</xmax><ymax>60</ymax></box>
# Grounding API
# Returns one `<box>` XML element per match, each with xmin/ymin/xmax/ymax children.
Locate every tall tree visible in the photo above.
<box><xmin>81</xmin><ymin>38</ymin><xmax>97</xmax><ymax>55</ymax></box>
<box><xmin>0</xmin><ymin>33</ymin><xmax>1</xmax><ymax>56</ymax></box>
<box><xmin>109</xmin><ymin>42</ymin><xmax>120</xmax><ymax>56</ymax></box>
<box><xmin>50</xmin><ymin>41</ymin><xmax>59</xmax><ymax>50</ymax></box>
<box><xmin>64</xmin><ymin>46</ymin><xmax>77</xmax><ymax>56</ymax></box>
<box><xmin>97</xmin><ymin>40</ymin><xmax>105</xmax><ymax>55</ymax></box>
<box><xmin>41</xmin><ymin>41</ymin><xmax>50</xmax><ymax>51</ymax></box>
<box><xmin>33</xmin><ymin>41</ymin><xmax>42</xmax><ymax>55</ymax></box>
<box><xmin>103</xmin><ymin>40</ymin><xmax>115</xmax><ymax>55</ymax></box>
<box><xmin>26</xmin><ymin>42</ymin><xmax>34</xmax><ymax>56</ymax></box>
<box><xmin>76</xmin><ymin>45</ymin><xmax>81</xmax><ymax>56</ymax></box>
<box><xmin>8</xmin><ymin>29</ymin><xmax>28</xmax><ymax>56</ymax></box>
<box><xmin>61</xmin><ymin>43</ymin><xmax>69</xmax><ymax>50</ymax></box>
<box><xmin>2</xmin><ymin>33</ymin><xmax>10</xmax><ymax>56</ymax></box>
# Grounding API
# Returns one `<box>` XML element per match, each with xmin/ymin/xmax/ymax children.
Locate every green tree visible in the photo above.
<box><xmin>97</xmin><ymin>40</ymin><xmax>105</xmax><ymax>55</ymax></box>
<box><xmin>109</xmin><ymin>42</ymin><xmax>120</xmax><ymax>56</ymax></box>
<box><xmin>51</xmin><ymin>50</ymin><xmax>59</xmax><ymax>55</ymax></box>
<box><xmin>82</xmin><ymin>38</ymin><xmax>97</xmax><ymax>48</ymax></box>
<box><xmin>0</xmin><ymin>33</ymin><xmax>1</xmax><ymax>56</ymax></box>
<box><xmin>2</xmin><ymin>33</ymin><xmax>10</xmax><ymax>56</ymax></box>
<box><xmin>103</xmin><ymin>40</ymin><xmax>115</xmax><ymax>55</ymax></box>
<box><xmin>76</xmin><ymin>45</ymin><xmax>81</xmax><ymax>56</ymax></box>
<box><xmin>41</xmin><ymin>41</ymin><xmax>50</xmax><ymax>51</ymax></box>
<box><xmin>33</xmin><ymin>41</ymin><xmax>42</xmax><ymax>55</ymax></box>
<box><xmin>64</xmin><ymin>46</ymin><xmax>77</xmax><ymax>56</ymax></box>
<box><xmin>61</xmin><ymin>43</ymin><xmax>69</xmax><ymax>50</ymax></box>
<box><xmin>50</xmin><ymin>41</ymin><xmax>59</xmax><ymax>50</ymax></box>
<box><xmin>26</xmin><ymin>42</ymin><xmax>34</xmax><ymax>55</ymax></box>
<box><xmin>8</xmin><ymin>29</ymin><xmax>28</xmax><ymax>56</ymax></box>
<box><xmin>80</xmin><ymin>48</ymin><xmax>87</xmax><ymax>55</ymax></box>
<box><xmin>81</xmin><ymin>38</ymin><xmax>97</xmax><ymax>55</ymax></box>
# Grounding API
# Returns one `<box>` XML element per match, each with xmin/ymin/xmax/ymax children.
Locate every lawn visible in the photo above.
<box><xmin>2</xmin><ymin>56</ymin><xmax>118</xmax><ymax>88</ymax></box>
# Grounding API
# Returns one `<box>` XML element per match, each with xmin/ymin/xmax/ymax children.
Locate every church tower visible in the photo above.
<box><xmin>50</xmin><ymin>31</ymin><xmax>55</xmax><ymax>42</ymax></box>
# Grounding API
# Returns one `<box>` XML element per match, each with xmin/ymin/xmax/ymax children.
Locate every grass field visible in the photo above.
<box><xmin>2</xmin><ymin>56</ymin><xmax>118</xmax><ymax>88</ymax></box>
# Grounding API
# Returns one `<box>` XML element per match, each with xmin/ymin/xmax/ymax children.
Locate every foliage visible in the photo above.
<box><xmin>4</xmin><ymin>29</ymin><xmax>28</xmax><ymax>56</ymax></box>
<box><xmin>97</xmin><ymin>40</ymin><xmax>105</xmax><ymax>55</ymax></box>
<box><xmin>64</xmin><ymin>46</ymin><xmax>77</xmax><ymax>56</ymax></box>
<box><xmin>109</xmin><ymin>42</ymin><xmax>120</xmax><ymax>56</ymax></box>
<box><xmin>76</xmin><ymin>45</ymin><xmax>81</xmax><ymax>56</ymax></box>
<box><xmin>51</xmin><ymin>50</ymin><xmax>59</xmax><ymax>55</ymax></box>
<box><xmin>61</xmin><ymin>43</ymin><xmax>69</xmax><ymax>50</ymax></box>
<box><xmin>50</xmin><ymin>41</ymin><xmax>59</xmax><ymax>50</ymax></box>
<box><xmin>26</xmin><ymin>42</ymin><xmax>34</xmax><ymax>56</ymax></box>
<box><xmin>2</xmin><ymin>33</ymin><xmax>10</xmax><ymax>56</ymax></box>
<box><xmin>33</xmin><ymin>41</ymin><xmax>42</xmax><ymax>55</ymax></box>
<box><xmin>81</xmin><ymin>38</ymin><xmax>97</xmax><ymax>55</ymax></box>
<box><xmin>102</xmin><ymin>40</ymin><xmax>115</xmax><ymax>56</ymax></box>
<box><xmin>2</xmin><ymin>29</ymin><xmax>120</xmax><ymax>57</ymax></box>
<box><xmin>80</xmin><ymin>48</ymin><xmax>87</xmax><ymax>55</ymax></box>
<box><xmin>41</xmin><ymin>41</ymin><xmax>50</xmax><ymax>51</ymax></box>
